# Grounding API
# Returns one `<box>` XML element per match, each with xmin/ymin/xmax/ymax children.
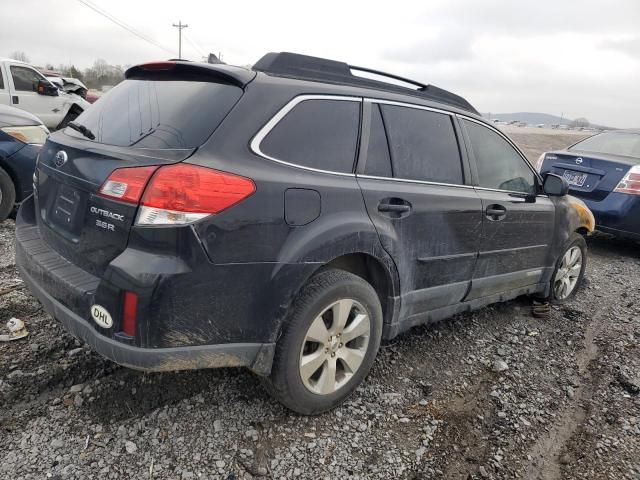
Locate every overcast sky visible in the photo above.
<box><xmin>2</xmin><ymin>0</ymin><xmax>639</xmax><ymax>127</ymax></box>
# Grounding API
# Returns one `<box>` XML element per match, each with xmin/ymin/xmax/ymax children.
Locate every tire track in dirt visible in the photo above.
<box><xmin>524</xmin><ymin>273</ymin><xmax>612</xmax><ymax>479</ymax></box>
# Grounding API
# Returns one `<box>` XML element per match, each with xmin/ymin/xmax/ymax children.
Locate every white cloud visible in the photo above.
<box><xmin>0</xmin><ymin>0</ymin><xmax>638</xmax><ymax>126</ymax></box>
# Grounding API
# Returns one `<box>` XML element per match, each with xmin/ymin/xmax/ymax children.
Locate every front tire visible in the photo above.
<box><xmin>550</xmin><ymin>233</ymin><xmax>587</xmax><ymax>303</ymax></box>
<box><xmin>264</xmin><ymin>269</ymin><xmax>383</xmax><ymax>415</ymax></box>
<box><xmin>0</xmin><ymin>167</ymin><xmax>16</xmax><ymax>222</ymax></box>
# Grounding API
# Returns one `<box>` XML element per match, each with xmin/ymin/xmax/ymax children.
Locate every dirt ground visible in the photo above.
<box><xmin>1</xmin><ymin>130</ymin><xmax>638</xmax><ymax>480</ymax></box>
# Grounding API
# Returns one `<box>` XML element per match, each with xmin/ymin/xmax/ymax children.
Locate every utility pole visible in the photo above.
<box><xmin>172</xmin><ymin>21</ymin><xmax>188</xmax><ymax>58</ymax></box>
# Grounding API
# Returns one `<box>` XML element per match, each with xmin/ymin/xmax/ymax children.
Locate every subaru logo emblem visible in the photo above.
<box><xmin>575</xmin><ymin>157</ymin><xmax>583</xmax><ymax>165</ymax></box>
<box><xmin>54</xmin><ymin>151</ymin><xmax>68</xmax><ymax>168</ymax></box>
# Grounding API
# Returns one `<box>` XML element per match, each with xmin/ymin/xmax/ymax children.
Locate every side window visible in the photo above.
<box><xmin>363</xmin><ymin>104</ymin><xmax>392</xmax><ymax>177</ymax></box>
<box><xmin>380</xmin><ymin>104</ymin><xmax>463</xmax><ymax>184</ymax></box>
<box><xmin>10</xmin><ymin>66</ymin><xmax>44</xmax><ymax>92</ymax></box>
<box><xmin>260</xmin><ymin>99</ymin><xmax>360</xmax><ymax>173</ymax></box>
<box><xmin>0</xmin><ymin>66</ymin><xmax>4</xmax><ymax>90</ymax></box>
<box><xmin>463</xmin><ymin>120</ymin><xmax>537</xmax><ymax>194</ymax></box>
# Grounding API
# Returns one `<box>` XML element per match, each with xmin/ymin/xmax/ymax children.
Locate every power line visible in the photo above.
<box><xmin>183</xmin><ymin>32</ymin><xmax>206</xmax><ymax>58</ymax></box>
<box><xmin>77</xmin><ymin>0</ymin><xmax>174</xmax><ymax>55</ymax></box>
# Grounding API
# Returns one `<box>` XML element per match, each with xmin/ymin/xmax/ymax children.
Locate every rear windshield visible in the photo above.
<box><xmin>66</xmin><ymin>79</ymin><xmax>242</xmax><ymax>149</ymax></box>
<box><xmin>569</xmin><ymin>132</ymin><xmax>640</xmax><ymax>158</ymax></box>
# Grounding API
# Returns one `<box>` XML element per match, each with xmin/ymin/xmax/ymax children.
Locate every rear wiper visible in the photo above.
<box><xmin>67</xmin><ymin>121</ymin><xmax>95</xmax><ymax>140</ymax></box>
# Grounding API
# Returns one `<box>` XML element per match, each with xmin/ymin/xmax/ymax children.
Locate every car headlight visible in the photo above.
<box><xmin>0</xmin><ymin>125</ymin><xmax>50</xmax><ymax>145</ymax></box>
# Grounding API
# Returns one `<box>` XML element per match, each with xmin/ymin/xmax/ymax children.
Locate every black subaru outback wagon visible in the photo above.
<box><xmin>16</xmin><ymin>52</ymin><xmax>594</xmax><ymax>414</ymax></box>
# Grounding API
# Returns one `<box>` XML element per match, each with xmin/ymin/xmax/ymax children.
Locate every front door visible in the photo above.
<box><xmin>357</xmin><ymin>101</ymin><xmax>483</xmax><ymax>321</ymax></box>
<box><xmin>460</xmin><ymin>118</ymin><xmax>555</xmax><ymax>299</ymax></box>
<box><xmin>8</xmin><ymin>63</ymin><xmax>62</xmax><ymax>128</ymax></box>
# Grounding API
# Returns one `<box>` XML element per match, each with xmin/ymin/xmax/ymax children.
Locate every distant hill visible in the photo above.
<box><xmin>482</xmin><ymin>112</ymin><xmax>570</xmax><ymax>125</ymax></box>
<box><xmin>482</xmin><ymin>112</ymin><xmax>615</xmax><ymax>130</ymax></box>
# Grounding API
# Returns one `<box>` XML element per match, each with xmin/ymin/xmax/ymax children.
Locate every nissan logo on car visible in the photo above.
<box><xmin>575</xmin><ymin>157</ymin><xmax>583</xmax><ymax>165</ymax></box>
<box><xmin>54</xmin><ymin>151</ymin><xmax>68</xmax><ymax>168</ymax></box>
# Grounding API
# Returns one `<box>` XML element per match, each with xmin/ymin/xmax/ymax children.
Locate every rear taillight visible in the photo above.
<box><xmin>614</xmin><ymin>165</ymin><xmax>640</xmax><ymax>195</ymax></box>
<box><xmin>98</xmin><ymin>166</ymin><xmax>158</xmax><ymax>204</ymax></box>
<box><xmin>99</xmin><ymin>163</ymin><xmax>255</xmax><ymax>225</ymax></box>
<box><xmin>137</xmin><ymin>164</ymin><xmax>255</xmax><ymax>225</ymax></box>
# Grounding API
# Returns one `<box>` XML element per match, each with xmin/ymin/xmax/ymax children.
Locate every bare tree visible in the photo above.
<box><xmin>9</xmin><ymin>51</ymin><xmax>30</xmax><ymax>63</ymax></box>
<box><xmin>571</xmin><ymin>117</ymin><xmax>590</xmax><ymax>128</ymax></box>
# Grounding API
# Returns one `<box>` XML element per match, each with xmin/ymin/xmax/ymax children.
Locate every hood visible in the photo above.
<box><xmin>0</xmin><ymin>104</ymin><xmax>43</xmax><ymax>128</ymax></box>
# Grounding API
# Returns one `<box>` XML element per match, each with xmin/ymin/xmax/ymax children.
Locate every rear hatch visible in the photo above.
<box><xmin>542</xmin><ymin>151</ymin><xmax>637</xmax><ymax>202</ymax></box>
<box><xmin>34</xmin><ymin>62</ymin><xmax>253</xmax><ymax>276</ymax></box>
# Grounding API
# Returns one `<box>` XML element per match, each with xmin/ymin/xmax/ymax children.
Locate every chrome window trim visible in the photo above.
<box><xmin>364</xmin><ymin>98</ymin><xmax>455</xmax><ymax>117</ymax></box>
<box><xmin>357</xmin><ymin>174</ymin><xmax>475</xmax><ymax>190</ymax></box>
<box><xmin>249</xmin><ymin>94</ymin><xmax>362</xmax><ymax>177</ymax></box>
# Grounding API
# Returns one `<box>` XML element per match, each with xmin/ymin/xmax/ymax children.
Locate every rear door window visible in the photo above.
<box><xmin>380</xmin><ymin>104</ymin><xmax>463</xmax><ymax>184</ymax></box>
<box><xmin>66</xmin><ymin>79</ymin><xmax>243</xmax><ymax>149</ymax></box>
<box><xmin>260</xmin><ymin>99</ymin><xmax>360</xmax><ymax>173</ymax></box>
<box><xmin>363</xmin><ymin>104</ymin><xmax>393</xmax><ymax>177</ymax></box>
<box><xmin>463</xmin><ymin>119</ymin><xmax>537</xmax><ymax>194</ymax></box>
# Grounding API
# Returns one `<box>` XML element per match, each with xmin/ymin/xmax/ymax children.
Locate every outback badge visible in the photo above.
<box><xmin>91</xmin><ymin>305</ymin><xmax>113</xmax><ymax>329</ymax></box>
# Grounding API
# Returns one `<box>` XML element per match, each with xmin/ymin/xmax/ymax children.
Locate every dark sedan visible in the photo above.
<box><xmin>0</xmin><ymin>105</ymin><xmax>49</xmax><ymax>221</ymax></box>
<box><xmin>537</xmin><ymin>130</ymin><xmax>640</xmax><ymax>241</ymax></box>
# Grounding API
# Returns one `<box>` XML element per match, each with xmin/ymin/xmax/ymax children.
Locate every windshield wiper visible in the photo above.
<box><xmin>67</xmin><ymin>121</ymin><xmax>95</xmax><ymax>140</ymax></box>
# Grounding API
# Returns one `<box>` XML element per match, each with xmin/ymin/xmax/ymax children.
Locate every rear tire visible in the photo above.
<box><xmin>0</xmin><ymin>167</ymin><xmax>16</xmax><ymax>222</ymax></box>
<box><xmin>549</xmin><ymin>233</ymin><xmax>587</xmax><ymax>304</ymax></box>
<box><xmin>263</xmin><ymin>269</ymin><xmax>383</xmax><ymax>415</ymax></box>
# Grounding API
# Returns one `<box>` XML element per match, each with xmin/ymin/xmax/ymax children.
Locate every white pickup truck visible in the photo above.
<box><xmin>0</xmin><ymin>58</ymin><xmax>90</xmax><ymax>130</ymax></box>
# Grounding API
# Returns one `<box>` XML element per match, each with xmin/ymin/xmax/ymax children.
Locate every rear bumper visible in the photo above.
<box><xmin>18</xmin><ymin>262</ymin><xmax>274</xmax><ymax>374</ymax></box>
<box><xmin>582</xmin><ymin>192</ymin><xmax>640</xmax><ymax>239</ymax></box>
<box><xmin>15</xmin><ymin>196</ymin><xmax>275</xmax><ymax>374</ymax></box>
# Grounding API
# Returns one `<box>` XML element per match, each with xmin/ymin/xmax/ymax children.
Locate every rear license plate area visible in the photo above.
<box><xmin>563</xmin><ymin>170</ymin><xmax>587</xmax><ymax>187</ymax></box>
<box><xmin>49</xmin><ymin>184</ymin><xmax>86</xmax><ymax>235</ymax></box>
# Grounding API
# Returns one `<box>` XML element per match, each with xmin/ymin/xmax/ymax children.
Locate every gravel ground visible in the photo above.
<box><xmin>1</xmin><ymin>132</ymin><xmax>638</xmax><ymax>480</ymax></box>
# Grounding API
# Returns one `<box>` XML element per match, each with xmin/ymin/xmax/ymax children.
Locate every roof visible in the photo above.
<box><xmin>253</xmin><ymin>52</ymin><xmax>478</xmax><ymax>114</ymax></box>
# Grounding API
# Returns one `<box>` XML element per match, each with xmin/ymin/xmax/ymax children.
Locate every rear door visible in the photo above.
<box><xmin>357</xmin><ymin>100</ymin><xmax>482</xmax><ymax>319</ymax></box>
<box><xmin>460</xmin><ymin>118</ymin><xmax>555</xmax><ymax>299</ymax></box>
<box><xmin>35</xmin><ymin>77</ymin><xmax>244</xmax><ymax>276</ymax></box>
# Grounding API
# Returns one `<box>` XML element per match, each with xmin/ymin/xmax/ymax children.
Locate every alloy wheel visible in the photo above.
<box><xmin>554</xmin><ymin>246</ymin><xmax>583</xmax><ymax>300</ymax></box>
<box><xmin>299</xmin><ymin>299</ymin><xmax>371</xmax><ymax>395</ymax></box>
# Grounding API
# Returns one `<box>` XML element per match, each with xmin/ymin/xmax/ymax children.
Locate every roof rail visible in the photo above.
<box><xmin>253</xmin><ymin>52</ymin><xmax>478</xmax><ymax>114</ymax></box>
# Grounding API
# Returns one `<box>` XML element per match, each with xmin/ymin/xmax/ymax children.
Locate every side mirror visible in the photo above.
<box><xmin>37</xmin><ymin>79</ymin><xmax>59</xmax><ymax>96</ymax></box>
<box><xmin>543</xmin><ymin>173</ymin><xmax>569</xmax><ymax>196</ymax></box>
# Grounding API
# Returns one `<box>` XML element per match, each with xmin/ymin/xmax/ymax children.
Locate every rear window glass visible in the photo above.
<box><xmin>380</xmin><ymin>105</ymin><xmax>463</xmax><ymax>184</ymax></box>
<box><xmin>570</xmin><ymin>132</ymin><xmax>640</xmax><ymax>157</ymax></box>
<box><xmin>260</xmin><ymin>99</ymin><xmax>360</xmax><ymax>173</ymax></box>
<box><xmin>66</xmin><ymin>79</ymin><xmax>242</xmax><ymax>149</ymax></box>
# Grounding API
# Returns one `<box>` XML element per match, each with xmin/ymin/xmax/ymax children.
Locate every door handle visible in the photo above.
<box><xmin>378</xmin><ymin>204</ymin><xmax>411</xmax><ymax>213</ymax></box>
<box><xmin>486</xmin><ymin>204</ymin><xmax>507</xmax><ymax>221</ymax></box>
<box><xmin>11</xmin><ymin>95</ymin><xmax>19</xmax><ymax>105</ymax></box>
<box><xmin>378</xmin><ymin>198</ymin><xmax>412</xmax><ymax>216</ymax></box>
